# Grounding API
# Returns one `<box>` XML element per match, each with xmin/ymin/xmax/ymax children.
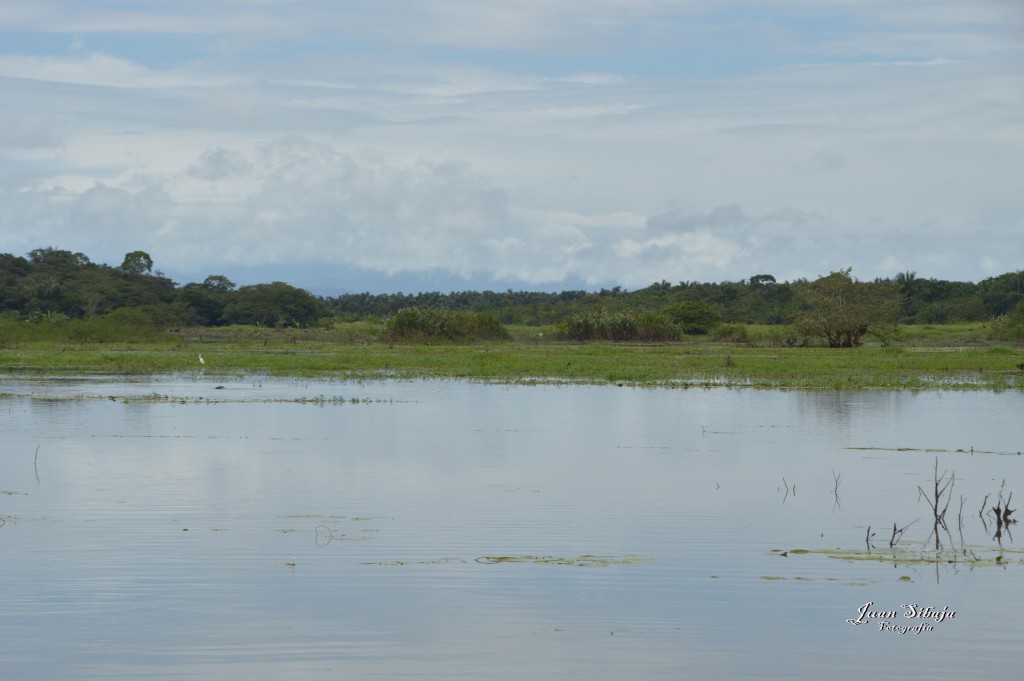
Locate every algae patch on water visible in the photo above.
<box><xmin>771</xmin><ymin>545</ymin><xmax>1024</xmax><ymax>569</ymax></box>
<box><xmin>368</xmin><ymin>554</ymin><xmax>653</xmax><ymax>567</ymax></box>
<box><xmin>475</xmin><ymin>554</ymin><xmax>653</xmax><ymax>567</ymax></box>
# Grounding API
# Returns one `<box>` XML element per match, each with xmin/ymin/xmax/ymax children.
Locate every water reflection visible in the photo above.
<box><xmin>1</xmin><ymin>377</ymin><xmax>1023</xmax><ymax>680</ymax></box>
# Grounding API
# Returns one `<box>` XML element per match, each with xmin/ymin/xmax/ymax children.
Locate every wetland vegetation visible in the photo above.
<box><xmin>2</xmin><ymin>247</ymin><xmax>1022</xmax><ymax>388</ymax></box>
<box><xmin>1</xmin><ymin>319</ymin><xmax>1021</xmax><ymax>389</ymax></box>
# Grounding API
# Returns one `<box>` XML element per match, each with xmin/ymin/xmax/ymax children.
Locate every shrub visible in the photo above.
<box><xmin>382</xmin><ymin>307</ymin><xmax>510</xmax><ymax>342</ymax></box>
<box><xmin>661</xmin><ymin>301</ymin><xmax>723</xmax><ymax>335</ymax></box>
<box><xmin>635</xmin><ymin>311</ymin><xmax>680</xmax><ymax>342</ymax></box>
<box><xmin>555</xmin><ymin>308</ymin><xmax>678</xmax><ymax>342</ymax></box>
<box><xmin>990</xmin><ymin>300</ymin><xmax>1024</xmax><ymax>342</ymax></box>
<box><xmin>712</xmin><ymin>323</ymin><xmax>749</xmax><ymax>343</ymax></box>
<box><xmin>557</xmin><ymin>309</ymin><xmax>627</xmax><ymax>341</ymax></box>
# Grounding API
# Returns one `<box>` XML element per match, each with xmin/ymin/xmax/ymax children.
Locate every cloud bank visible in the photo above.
<box><xmin>1</xmin><ymin>1</ymin><xmax>1021</xmax><ymax>291</ymax></box>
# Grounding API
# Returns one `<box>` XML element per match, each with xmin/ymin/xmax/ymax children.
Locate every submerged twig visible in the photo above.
<box><xmin>918</xmin><ymin>457</ymin><xmax>955</xmax><ymax>550</ymax></box>
<box><xmin>890</xmin><ymin>518</ymin><xmax>919</xmax><ymax>548</ymax></box>
<box><xmin>831</xmin><ymin>469</ymin><xmax>842</xmax><ymax>511</ymax></box>
<box><xmin>958</xmin><ymin>495</ymin><xmax>967</xmax><ymax>551</ymax></box>
<box><xmin>781</xmin><ymin>477</ymin><xmax>796</xmax><ymax>503</ymax></box>
<box><xmin>34</xmin><ymin>445</ymin><xmax>40</xmax><ymax>484</ymax></box>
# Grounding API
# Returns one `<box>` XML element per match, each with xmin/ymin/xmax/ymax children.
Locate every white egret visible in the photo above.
<box><xmin>198</xmin><ymin>354</ymin><xmax>205</xmax><ymax>365</ymax></box>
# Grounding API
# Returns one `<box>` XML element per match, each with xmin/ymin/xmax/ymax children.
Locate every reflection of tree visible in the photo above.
<box><xmin>794</xmin><ymin>390</ymin><xmax>909</xmax><ymax>431</ymax></box>
<box><xmin>989</xmin><ymin>481</ymin><xmax>1017</xmax><ymax>552</ymax></box>
<box><xmin>831</xmin><ymin>469</ymin><xmax>841</xmax><ymax>511</ymax></box>
<box><xmin>780</xmin><ymin>477</ymin><xmax>795</xmax><ymax>503</ymax></box>
<box><xmin>918</xmin><ymin>458</ymin><xmax>955</xmax><ymax>552</ymax></box>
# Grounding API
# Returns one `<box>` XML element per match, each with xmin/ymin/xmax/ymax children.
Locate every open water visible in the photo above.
<box><xmin>1</xmin><ymin>376</ymin><xmax>1022</xmax><ymax>679</ymax></box>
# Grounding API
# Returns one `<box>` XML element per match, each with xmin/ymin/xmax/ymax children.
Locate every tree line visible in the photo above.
<box><xmin>326</xmin><ymin>271</ymin><xmax>1024</xmax><ymax>327</ymax></box>
<box><xmin>0</xmin><ymin>248</ymin><xmax>326</xmax><ymax>329</ymax></box>
<box><xmin>2</xmin><ymin>247</ymin><xmax>1023</xmax><ymax>341</ymax></box>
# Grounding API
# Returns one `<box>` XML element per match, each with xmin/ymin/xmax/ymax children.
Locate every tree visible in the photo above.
<box><xmin>222</xmin><ymin>282</ymin><xmax>328</xmax><ymax>327</ymax></box>
<box><xmin>173</xmin><ymin>275</ymin><xmax>236</xmax><ymax>326</ymax></box>
<box><xmin>979</xmin><ymin>270</ymin><xmax>1024</xmax><ymax>316</ymax></box>
<box><xmin>795</xmin><ymin>268</ymin><xmax>902</xmax><ymax>347</ymax></box>
<box><xmin>120</xmin><ymin>251</ymin><xmax>154</xmax><ymax>276</ymax></box>
<box><xmin>175</xmin><ymin>287</ymin><xmax>226</xmax><ymax>326</ymax></box>
<box><xmin>201</xmin><ymin>275</ymin><xmax>236</xmax><ymax>292</ymax></box>
<box><xmin>28</xmin><ymin>248</ymin><xmax>90</xmax><ymax>274</ymax></box>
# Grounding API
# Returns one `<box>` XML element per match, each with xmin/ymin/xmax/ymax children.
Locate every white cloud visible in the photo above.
<box><xmin>0</xmin><ymin>1</ymin><xmax>1020</xmax><ymax>290</ymax></box>
<box><xmin>0</xmin><ymin>53</ymin><xmax>232</xmax><ymax>89</ymax></box>
<box><xmin>5</xmin><ymin>1</ymin><xmax>1016</xmax><ymax>59</ymax></box>
<box><xmin>0</xmin><ymin>111</ymin><xmax>64</xmax><ymax>151</ymax></box>
<box><xmin>187</xmin><ymin>147</ymin><xmax>251</xmax><ymax>181</ymax></box>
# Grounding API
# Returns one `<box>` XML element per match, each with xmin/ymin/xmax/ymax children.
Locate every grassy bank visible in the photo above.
<box><xmin>1</xmin><ymin>322</ymin><xmax>1021</xmax><ymax>389</ymax></box>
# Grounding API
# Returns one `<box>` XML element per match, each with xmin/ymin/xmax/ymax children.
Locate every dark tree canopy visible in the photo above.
<box><xmin>120</xmin><ymin>251</ymin><xmax>154</xmax><ymax>276</ymax></box>
<box><xmin>221</xmin><ymin>282</ymin><xmax>328</xmax><ymax>327</ymax></box>
<box><xmin>749</xmin><ymin>274</ymin><xmax>777</xmax><ymax>289</ymax></box>
<box><xmin>1</xmin><ymin>247</ymin><xmax>1020</xmax><ymax>334</ymax></box>
<box><xmin>201</xmin><ymin>275</ymin><xmax>236</xmax><ymax>292</ymax></box>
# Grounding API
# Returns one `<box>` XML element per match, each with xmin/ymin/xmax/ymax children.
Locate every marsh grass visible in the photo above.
<box><xmin>1</xmin><ymin>322</ymin><xmax>1021</xmax><ymax>389</ymax></box>
<box><xmin>0</xmin><ymin>317</ymin><xmax>169</xmax><ymax>344</ymax></box>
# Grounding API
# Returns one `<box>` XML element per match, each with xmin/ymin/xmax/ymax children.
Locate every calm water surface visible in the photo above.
<box><xmin>1</xmin><ymin>376</ymin><xmax>1022</xmax><ymax>680</ymax></box>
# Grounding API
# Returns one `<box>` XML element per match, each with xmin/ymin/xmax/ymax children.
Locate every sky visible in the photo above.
<box><xmin>1</xmin><ymin>1</ymin><xmax>1021</xmax><ymax>293</ymax></box>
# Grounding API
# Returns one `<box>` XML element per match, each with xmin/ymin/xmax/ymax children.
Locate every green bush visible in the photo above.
<box><xmin>635</xmin><ymin>311</ymin><xmax>680</xmax><ymax>342</ymax></box>
<box><xmin>990</xmin><ymin>300</ymin><xmax>1024</xmax><ymax>342</ymax></box>
<box><xmin>661</xmin><ymin>301</ymin><xmax>723</xmax><ymax>335</ymax></box>
<box><xmin>555</xmin><ymin>308</ymin><xmax>678</xmax><ymax>342</ymax></box>
<box><xmin>711</xmin><ymin>323</ymin><xmax>749</xmax><ymax>343</ymax></box>
<box><xmin>382</xmin><ymin>307</ymin><xmax>511</xmax><ymax>342</ymax></box>
<box><xmin>557</xmin><ymin>309</ymin><xmax>627</xmax><ymax>341</ymax></box>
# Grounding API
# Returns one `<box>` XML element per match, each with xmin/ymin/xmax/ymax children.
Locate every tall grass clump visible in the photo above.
<box><xmin>0</xmin><ymin>310</ymin><xmax>168</xmax><ymax>345</ymax></box>
<box><xmin>382</xmin><ymin>307</ymin><xmax>511</xmax><ymax>342</ymax></box>
<box><xmin>990</xmin><ymin>301</ymin><xmax>1024</xmax><ymax>343</ymax></box>
<box><xmin>555</xmin><ymin>308</ymin><xmax>679</xmax><ymax>342</ymax></box>
<box><xmin>711</xmin><ymin>323</ymin><xmax>750</xmax><ymax>343</ymax></box>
